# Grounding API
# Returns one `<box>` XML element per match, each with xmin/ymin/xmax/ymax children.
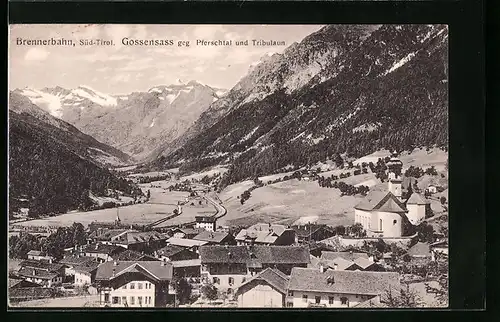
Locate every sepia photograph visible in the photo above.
<box><xmin>8</xmin><ymin>24</ymin><xmax>449</xmax><ymax>309</ymax></box>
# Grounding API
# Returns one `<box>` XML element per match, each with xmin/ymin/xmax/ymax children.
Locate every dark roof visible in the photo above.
<box><xmin>200</xmin><ymin>245</ymin><xmax>310</xmax><ymax>265</ymax></box>
<box><xmin>74</xmin><ymin>260</ymin><xmax>101</xmax><ymax>274</ymax></box>
<box><xmin>354</xmin><ymin>191</ymin><xmax>408</xmax><ymax>213</ymax></box>
<box><xmin>20</xmin><ymin>260</ymin><xmax>64</xmax><ymax>272</ymax></box>
<box><xmin>115</xmin><ymin>231</ymin><xmax>167</xmax><ymax>245</ymax></box>
<box><xmin>407</xmin><ymin>242</ymin><xmax>431</xmax><ymax>257</ymax></box>
<box><xmin>95</xmin><ymin>261</ymin><xmax>173</xmax><ymax>282</ymax></box>
<box><xmin>193</xmin><ymin>231</ymin><xmax>232</xmax><ymax>243</ymax></box>
<box><xmin>321</xmin><ymin>252</ymin><xmax>369</xmax><ymax>262</ymax></box>
<box><xmin>17</xmin><ymin>267</ymin><xmax>59</xmax><ymax>280</ymax></box>
<box><xmin>82</xmin><ymin>243</ymin><xmax>126</xmax><ymax>255</ymax></box>
<box><xmin>156</xmin><ymin>245</ymin><xmax>187</xmax><ymax>257</ymax></box>
<box><xmin>195</xmin><ymin>216</ymin><xmax>217</xmax><ymax>223</ymax></box>
<box><xmin>9</xmin><ymin>287</ymin><xmax>57</xmax><ymax>299</ymax></box>
<box><xmin>354</xmin><ymin>299</ymin><xmax>389</xmax><ymax>308</ymax></box>
<box><xmin>235</xmin><ymin>268</ymin><xmax>289</xmax><ymax>295</ymax></box>
<box><xmin>59</xmin><ymin>255</ymin><xmax>95</xmax><ymax>266</ymax></box>
<box><xmin>114</xmin><ymin>250</ymin><xmax>159</xmax><ymax>262</ymax></box>
<box><xmin>95</xmin><ymin>229</ymin><xmax>131</xmax><ymax>241</ymax></box>
<box><xmin>291</xmin><ymin>225</ymin><xmax>328</xmax><ymax>238</ymax></box>
<box><xmin>288</xmin><ymin>268</ymin><xmax>400</xmax><ymax>295</ymax></box>
<box><xmin>171</xmin><ymin>227</ymin><xmax>202</xmax><ymax>235</ymax></box>
<box><xmin>9</xmin><ymin>278</ymin><xmax>24</xmax><ymax>288</ymax></box>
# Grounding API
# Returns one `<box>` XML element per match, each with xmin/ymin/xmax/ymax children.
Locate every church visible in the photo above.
<box><xmin>354</xmin><ymin>153</ymin><xmax>431</xmax><ymax>238</ymax></box>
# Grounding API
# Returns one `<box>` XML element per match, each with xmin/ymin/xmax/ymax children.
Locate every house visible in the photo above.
<box><xmin>166</xmin><ymin>237</ymin><xmax>208</xmax><ymax>253</ymax></box>
<box><xmin>170</xmin><ymin>227</ymin><xmax>203</xmax><ymax>239</ymax></box>
<box><xmin>19</xmin><ymin>260</ymin><xmax>66</xmax><ymax>276</ymax></box>
<box><xmin>74</xmin><ymin>260</ymin><xmax>101</xmax><ymax>286</ymax></box>
<box><xmin>171</xmin><ymin>259</ymin><xmax>202</xmax><ymax>278</ymax></box>
<box><xmin>9</xmin><ymin>278</ymin><xmax>39</xmax><ymax>289</ymax></box>
<box><xmin>320</xmin><ymin>251</ymin><xmax>370</xmax><ymax>262</ymax></box>
<box><xmin>114</xmin><ymin>250</ymin><xmax>159</xmax><ymax>262</ymax></box>
<box><xmin>193</xmin><ymin>230</ymin><xmax>237</xmax><ymax>245</ymax></box>
<box><xmin>354</xmin><ymin>153</ymin><xmax>432</xmax><ymax>237</ymax></box>
<box><xmin>427</xmin><ymin>185</ymin><xmax>438</xmax><ymax>194</ymax></box>
<box><xmin>112</xmin><ymin>231</ymin><xmax>169</xmax><ymax>253</ymax></box>
<box><xmin>235</xmin><ymin>268</ymin><xmax>289</xmax><ymax>308</ymax></box>
<box><xmin>16</xmin><ymin>267</ymin><xmax>63</xmax><ymax>287</ymax></box>
<box><xmin>195</xmin><ymin>215</ymin><xmax>217</xmax><ymax>232</ymax></box>
<box><xmin>308</xmin><ymin>243</ymin><xmax>337</xmax><ymax>258</ymax></box>
<box><xmin>235</xmin><ymin>223</ymin><xmax>296</xmax><ymax>246</ymax></box>
<box><xmin>81</xmin><ymin>243</ymin><xmax>126</xmax><ymax>263</ymax></box>
<box><xmin>199</xmin><ymin>245</ymin><xmax>309</xmax><ymax>294</ymax></box>
<box><xmin>291</xmin><ymin>225</ymin><xmax>336</xmax><ymax>244</ymax></box>
<box><xmin>286</xmin><ymin>267</ymin><xmax>400</xmax><ymax>308</ymax></box>
<box><xmin>26</xmin><ymin>250</ymin><xmax>54</xmax><ymax>263</ymax></box>
<box><xmin>154</xmin><ymin>245</ymin><xmax>199</xmax><ymax>262</ymax></box>
<box><xmin>95</xmin><ymin>260</ymin><xmax>173</xmax><ymax>307</ymax></box>
<box><xmin>59</xmin><ymin>255</ymin><xmax>97</xmax><ymax>276</ymax></box>
<box><xmin>91</xmin><ymin>229</ymin><xmax>134</xmax><ymax>244</ymax></box>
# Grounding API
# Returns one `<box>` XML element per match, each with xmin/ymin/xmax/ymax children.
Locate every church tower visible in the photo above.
<box><xmin>386</xmin><ymin>151</ymin><xmax>403</xmax><ymax>200</ymax></box>
<box><xmin>115</xmin><ymin>207</ymin><xmax>121</xmax><ymax>226</ymax></box>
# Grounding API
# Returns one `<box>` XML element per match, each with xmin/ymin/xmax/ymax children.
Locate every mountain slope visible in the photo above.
<box><xmin>149</xmin><ymin>24</ymin><xmax>448</xmax><ymax>184</ymax></box>
<box><xmin>8</xmin><ymin>106</ymin><xmax>143</xmax><ymax>217</ymax></box>
<box><xmin>15</xmin><ymin>80</ymin><xmax>226</xmax><ymax>161</ymax></box>
<box><xmin>9</xmin><ymin>92</ymin><xmax>132</xmax><ymax>167</ymax></box>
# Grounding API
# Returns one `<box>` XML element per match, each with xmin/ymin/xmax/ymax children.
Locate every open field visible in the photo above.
<box><xmin>218</xmin><ymin>178</ymin><xmax>368</xmax><ymax>227</ymax></box>
<box><xmin>10</xmin><ymin>295</ymin><xmax>100</xmax><ymax>308</ymax></box>
<box><xmin>354</xmin><ymin>148</ymin><xmax>447</xmax><ymax>172</ymax></box>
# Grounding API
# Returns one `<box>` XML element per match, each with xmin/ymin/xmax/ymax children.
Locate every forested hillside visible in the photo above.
<box><xmin>9</xmin><ymin>111</ymin><xmax>142</xmax><ymax>217</ymax></box>
<box><xmin>149</xmin><ymin>25</ymin><xmax>448</xmax><ymax>186</ymax></box>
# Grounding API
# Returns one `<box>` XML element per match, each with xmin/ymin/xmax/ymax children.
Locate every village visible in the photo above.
<box><xmin>8</xmin><ymin>153</ymin><xmax>449</xmax><ymax>308</ymax></box>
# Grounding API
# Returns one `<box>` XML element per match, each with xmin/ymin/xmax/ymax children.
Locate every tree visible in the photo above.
<box><xmin>349</xmin><ymin>223</ymin><xmax>365</xmax><ymax>238</ymax></box>
<box><xmin>200</xmin><ymin>283</ymin><xmax>218</xmax><ymax>302</ymax></box>
<box><xmin>173</xmin><ymin>278</ymin><xmax>193</xmax><ymax>305</ymax></box>
<box><xmin>147</xmin><ymin>190</ymin><xmax>151</xmax><ymax>199</ymax></box>
<box><xmin>72</xmin><ymin>222</ymin><xmax>86</xmax><ymax>247</ymax></box>
<box><xmin>334</xmin><ymin>225</ymin><xmax>346</xmax><ymax>236</ymax></box>
<box><xmin>383</xmin><ymin>283</ymin><xmax>421</xmax><ymax>308</ymax></box>
<box><xmin>440</xmin><ymin>196</ymin><xmax>447</xmax><ymax>205</ymax></box>
<box><xmin>416</xmin><ymin>222</ymin><xmax>435</xmax><ymax>243</ymax></box>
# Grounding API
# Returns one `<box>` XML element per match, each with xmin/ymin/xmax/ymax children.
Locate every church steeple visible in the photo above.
<box><xmin>115</xmin><ymin>206</ymin><xmax>121</xmax><ymax>225</ymax></box>
<box><xmin>386</xmin><ymin>151</ymin><xmax>403</xmax><ymax>200</ymax></box>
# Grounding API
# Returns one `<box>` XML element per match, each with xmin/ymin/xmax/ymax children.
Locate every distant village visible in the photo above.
<box><xmin>8</xmin><ymin>154</ymin><xmax>448</xmax><ymax>308</ymax></box>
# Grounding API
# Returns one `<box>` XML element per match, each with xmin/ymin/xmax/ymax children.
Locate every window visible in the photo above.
<box><xmin>286</xmin><ymin>302</ymin><xmax>294</xmax><ymax>308</ymax></box>
<box><xmin>341</xmin><ymin>297</ymin><xmax>348</xmax><ymax>305</ymax></box>
<box><xmin>302</xmin><ymin>295</ymin><xmax>308</xmax><ymax>303</ymax></box>
<box><xmin>112</xmin><ymin>297</ymin><xmax>120</xmax><ymax>304</ymax></box>
<box><xmin>123</xmin><ymin>284</ymin><xmax>127</xmax><ymax>289</ymax></box>
<box><xmin>104</xmin><ymin>294</ymin><xmax>110</xmax><ymax>303</ymax></box>
<box><xmin>315</xmin><ymin>296</ymin><xmax>321</xmax><ymax>304</ymax></box>
<box><xmin>138</xmin><ymin>283</ymin><xmax>143</xmax><ymax>289</ymax></box>
<box><xmin>130</xmin><ymin>297</ymin><xmax>135</xmax><ymax>305</ymax></box>
<box><xmin>122</xmin><ymin>297</ymin><xmax>127</xmax><ymax>304</ymax></box>
<box><xmin>393</xmin><ymin>220</ymin><xmax>397</xmax><ymax>225</ymax></box>
<box><xmin>355</xmin><ymin>294</ymin><xmax>359</xmax><ymax>298</ymax></box>
<box><xmin>380</xmin><ymin>219</ymin><xmax>383</xmax><ymax>231</ymax></box>
<box><xmin>130</xmin><ymin>283</ymin><xmax>135</xmax><ymax>289</ymax></box>
<box><xmin>329</xmin><ymin>297</ymin><xmax>334</xmax><ymax>305</ymax></box>
<box><xmin>138</xmin><ymin>297</ymin><xmax>143</xmax><ymax>306</ymax></box>
<box><xmin>213</xmin><ymin>277</ymin><xmax>219</xmax><ymax>284</ymax></box>
<box><xmin>288</xmin><ymin>291</ymin><xmax>294</xmax><ymax>296</ymax></box>
<box><xmin>228</xmin><ymin>277</ymin><xmax>234</xmax><ymax>285</ymax></box>
<box><xmin>149</xmin><ymin>297</ymin><xmax>152</xmax><ymax>305</ymax></box>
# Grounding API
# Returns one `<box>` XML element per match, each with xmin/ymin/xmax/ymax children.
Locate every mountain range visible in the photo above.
<box><xmin>146</xmin><ymin>24</ymin><xmax>448</xmax><ymax>185</ymax></box>
<box><xmin>14</xmin><ymin>80</ymin><xmax>227</xmax><ymax>161</ymax></box>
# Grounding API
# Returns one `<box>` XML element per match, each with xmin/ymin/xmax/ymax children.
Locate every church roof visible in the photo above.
<box><xmin>354</xmin><ymin>191</ymin><xmax>408</xmax><ymax>213</ymax></box>
<box><xmin>406</xmin><ymin>193</ymin><xmax>431</xmax><ymax>205</ymax></box>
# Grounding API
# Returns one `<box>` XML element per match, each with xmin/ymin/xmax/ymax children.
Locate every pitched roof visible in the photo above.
<box><xmin>353</xmin><ymin>257</ymin><xmax>376</xmax><ymax>269</ymax></box>
<box><xmin>235</xmin><ymin>223</ymin><xmax>292</xmax><ymax>244</ymax></box>
<box><xmin>321</xmin><ymin>251</ymin><xmax>369</xmax><ymax>262</ymax></box>
<box><xmin>353</xmin><ymin>298</ymin><xmax>389</xmax><ymax>308</ymax></box>
<box><xmin>82</xmin><ymin>243</ymin><xmax>126</xmax><ymax>255</ymax></box>
<box><xmin>323</xmin><ymin>257</ymin><xmax>356</xmax><ymax>271</ymax></box>
<box><xmin>20</xmin><ymin>260</ymin><xmax>64</xmax><ymax>272</ymax></box>
<box><xmin>407</xmin><ymin>242</ymin><xmax>431</xmax><ymax>257</ymax></box>
<box><xmin>171</xmin><ymin>227</ymin><xmax>202</xmax><ymax>235</ymax></box>
<box><xmin>235</xmin><ymin>268</ymin><xmax>289</xmax><ymax>296</ymax></box>
<box><xmin>9</xmin><ymin>278</ymin><xmax>24</xmax><ymax>288</ymax></box>
<box><xmin>156</xmin><ymin>245</ymin><xmax>188</xmax><ymax>257</ymax></box>
<box><xmin>95</xmin><ymin>261</ymin><xmax>173</xmax><ymax>281</ymax></box>
<box><xmin>167</xmin><ymin>237</ymin><xmax>208</xmax><ymax>248</ymax></box>
<box><xmin>288</xmin><ymin>268</ymin><xmax>400</xmax><ymax>295</ymax></box>
<box><xmin>59</xmin><ymin>255</ymin><xmax>95</xmax><ymax>266</ymax></box>
<box><xmin>199</xmin><ymin>245</ymin><xmax>310</xmax><ymax>265</ymax></box>
<box><xmin>193</xmin><ymin>231</ymin><xmax>231</xmax><ymax>243</ymax></box>
<box><xmin>96</xmin><ymin>229</ymin><xmax>131</xmax><ymax>241</ymax></box>
<box><xmin>354</xmin><ymin>191</ymin><xmax>408</xmax><ymax>213</ymax></box>
<box><xmin>114</xmin><ymin>250</ymin><xmax>159</xmax><ymax>262</ymax></box>
<box><xmin>74</xmin><ymin>260</ymin><xmax>101</xmax><ymax>274</ymax></box>
<box><xmin>117</xmin><ymin>231</ymin><xmax>167</xmax><ymax>245</ymax></box>
<box><xmin>171</xmin><ymin>259</ymin><xmax>201</xmax><ymax>268</ymax></box>
<box><xmin>17</xmin><ymin>267</ymin><xmax>59</xmax><ymax>280</ymax></box>
<box><xmin>27</xmin><ymin>250</ymin><xmax>44</xmax><ymax>256</ymax></box>
<box><xmin>406</xmin><ymin>193</ymin><xmax>431</xmax><ymax>205</ymax></box>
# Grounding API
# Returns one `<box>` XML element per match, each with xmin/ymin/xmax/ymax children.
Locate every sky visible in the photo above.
<box><xmin>9</xmin><ymin>24</ymin><xmax>324</xmax><ymax>94</ymax></box>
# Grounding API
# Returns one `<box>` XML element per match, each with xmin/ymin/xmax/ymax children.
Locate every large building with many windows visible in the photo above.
<box><xmin>95</xmin><ymin>261</ymin><xmax>172</xmax><ymax>308</ymax></box>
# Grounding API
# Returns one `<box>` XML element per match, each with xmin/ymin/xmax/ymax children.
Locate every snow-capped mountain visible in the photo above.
<box><xmin>9</xmin><ymin>91</ymin><xmax>132</xmax><ymax>167</ymax></box>
<box><xmin>149</xmin><ymin>24</ymin><xmax>448</xmax><ymax>182</ymax></box>
<box><xmin>14</xmin><ymin>80</ymin><xmax>226</xmax><ymax>161</ymax></box>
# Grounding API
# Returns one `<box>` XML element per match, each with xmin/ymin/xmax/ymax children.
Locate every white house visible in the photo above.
<box><xmin>27</xmin><ymin>250</ymin><xmax>54</xmax><ymax>262</ymax></box>
<box><xmin>234</xmin><ymin>268</ymin><xmax>289</xmax><ymax>307</ymax></box>
<box><xmin>286</xmin><ymin>267</ymin><xmax>400</xmax><ymax>308</ymax></box>
<box><xmin>95</xmin><ymin>261</ymin><xmax>173</xmax><ymax>308</ymax></box>
<box><xmin>195</xmin><ymin>216</ymin><xmax>217</xmax><ymax>232</ymax></box>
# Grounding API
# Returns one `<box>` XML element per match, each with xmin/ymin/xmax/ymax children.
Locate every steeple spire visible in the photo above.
<box><xmin>386</xmin><ymin>151</ymin><xmax>403</xmax><ymax>200</ymax></box>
